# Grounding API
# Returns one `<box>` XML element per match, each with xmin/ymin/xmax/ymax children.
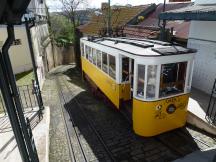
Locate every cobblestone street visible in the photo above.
<box><xmin>43</xmin><ymin>65</ymin><xmax>216</xmax><ymax>162</ymax></box>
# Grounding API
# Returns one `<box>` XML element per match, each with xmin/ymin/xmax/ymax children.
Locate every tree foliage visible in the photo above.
<box><xmin>50</xmin><ymin>14</ymin><xmax>74</xmax><ymax>46</ymax></box>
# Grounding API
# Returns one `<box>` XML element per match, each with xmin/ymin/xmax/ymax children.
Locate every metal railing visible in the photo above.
<box><xmin>0</xmin><ymin>82</ymin><xmax>39</xmax><ymax>117</ymax></box>
<box><xmin>206</xmin><ymin>79</ymin><xmax>216</xmax><ymax>125</ymax></box>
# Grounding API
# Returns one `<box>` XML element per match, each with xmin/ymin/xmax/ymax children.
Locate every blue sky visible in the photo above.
<box><xmin>47</xmin><ymin>0</ymin><xmax>167</xmax><ymax>12</ymax></box>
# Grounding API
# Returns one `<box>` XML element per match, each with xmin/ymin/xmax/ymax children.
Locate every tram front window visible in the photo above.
<box><xmin>160</xmin><ymin>62</ymin><xmax>187</xmax><ymax>97</ymax></box>
<box><xmin>136</xmin><ymin>65</ymin><xmax>145</xmax><ymax>97</ymax></box>
<box><xmin>146</xmin><ymin>65</ymin><xmax>157</xmax><ymax>99</ymax></box>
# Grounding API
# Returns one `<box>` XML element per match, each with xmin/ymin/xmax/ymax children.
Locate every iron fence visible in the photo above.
<box><xmin>206</xmin><ymin>79</ymin><xmax>216</xmax><ymax>125</ymax></box>
<box><xmin>0</xmin><ymin>83</ymin><xmax>39</xmax><ymax>117</ymax></box>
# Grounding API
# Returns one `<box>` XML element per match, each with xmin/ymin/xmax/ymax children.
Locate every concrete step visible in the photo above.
<box><xmin>174</xmin><ymin>147</ymin><xmax>216</xmax><ymax>162</ymax></box>
<box><xmin>187</xmin><ymin>98</ymin><xmax>216</xmax><ymax>135</ymax></box>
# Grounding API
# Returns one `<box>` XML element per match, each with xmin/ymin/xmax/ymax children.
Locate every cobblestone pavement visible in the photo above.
<box><xmin>42</xmin><ymin>66</ymin><xmax>72</xmax><ymax>162</ymax></box>
<box><xmin>43</xmin><ymin>65</ymin><xmax>216</xmax><ymax>162</ymax></box>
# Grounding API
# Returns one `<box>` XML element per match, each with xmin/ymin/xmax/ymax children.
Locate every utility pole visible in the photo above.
<box><xmin>162</xmin><ymin>0</ymin><xmax>166</xmax><ymax>41</ymax></box>
<box><xmin>107</xmin><ymin>0</ymin><xmax>111</xmax><ymax>36</ymax></box>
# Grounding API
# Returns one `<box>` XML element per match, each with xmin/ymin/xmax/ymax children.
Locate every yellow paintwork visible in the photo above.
<box><xmin>81</xmin><ymin>57</ymin><xmax>130</xmax><ymax>108</ymax></box>
<box><xmin>133</xmin><ymin>94</ymin><xmax>189</xmax><ymax>137</ymax></box>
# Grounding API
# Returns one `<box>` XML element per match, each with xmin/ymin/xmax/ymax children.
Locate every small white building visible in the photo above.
<box><xmin>187</xmin><ymin>0</ymin><xmax>216</xmax><ymax>94</ymax></box>
<box><xmin>0</xmin><ymin>0</ymin><xmax>53</xmax><ymax>87</ymax></box>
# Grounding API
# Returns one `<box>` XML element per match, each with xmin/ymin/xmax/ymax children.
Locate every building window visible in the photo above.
<box><xmin>92</xmin><ymin>48</ymin><xmax>97</xmax><ymax>65</ymax></box>
<box><xmin>108</xmin><ymin>55</ymin><xmax>116</xmax><ymax>79</ymax></box>
<box><xmin>102</xmin><ymin>52</ymin><xmax>108</xmax><ymax>73</ymax></box>
<box><xmin>159</xmin><ymin>62</ymin><xmax>187</xmax><ymax>98</ymax></box>
<box><xmin>96</xmin><ymin>50</ymin><xmax>101</xmax><ymax>69</ymax></box>
<box><xmin>137</xmin><ymin>65</ymin><xmax>145</xmax><ymax>98</ymax></box>
<box><xmin>12</xmin><ymin>39</ymin><xmax>22</xmax><ymax>46</ymax></box>
<box><xmin>122</xmin><ymin>57</ymin><xmax>129</xmax><ymax>82</ymax></box>
<box><xmin>146</xmin><ymin>65</ymin><xmax>157</xmax><ymax>99</ymax></box>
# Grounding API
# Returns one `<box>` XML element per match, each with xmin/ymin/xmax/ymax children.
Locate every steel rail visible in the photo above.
<box><xmin>57</xmin><ymin>76</ymin><xmax>117</xmax><ymax>162</ymax></box>
<box><xmin>119</xmin><ymin>105</ymin><xmax>187</xmax><ymax>157</ymax></box>
<box><xmin>56</xmin><ymin>76</ymin><xmax>87</xmax><ymax>162</ymax></box>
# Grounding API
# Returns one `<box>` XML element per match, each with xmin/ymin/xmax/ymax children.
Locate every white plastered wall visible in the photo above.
<box><xmin>0</xmin><ymin>25</ymin><xmax>33</xmax><ymax>74</ymax></box>
<box><xmin>30</xmin><ymin>24</ymin><xmax>50</xmax><ymax>87</ymax></box>
<box><xmin>187</xmin><ymin>0</ymin><xmax>216</xmax><ymax>94</ymax></box>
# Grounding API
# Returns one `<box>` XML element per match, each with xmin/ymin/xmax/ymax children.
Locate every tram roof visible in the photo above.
<box><xmin>81</xmin><ymin>37</ymin><xmax>196</xmax><ymax>57</ymax></box>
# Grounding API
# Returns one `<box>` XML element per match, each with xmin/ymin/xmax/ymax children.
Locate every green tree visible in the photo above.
<box><xmin>50</xmin><ymin>14</ymin><xmax>74</xmax><ymax>46</ymax></box>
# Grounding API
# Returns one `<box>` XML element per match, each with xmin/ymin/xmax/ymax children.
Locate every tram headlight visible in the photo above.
<box><xmin>166</xmin><ymin>104</ymin><xmax>176</xmax><ymax>114</ymax></box>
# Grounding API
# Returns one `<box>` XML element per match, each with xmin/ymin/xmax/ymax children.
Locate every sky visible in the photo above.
<box><xmin>47</xmin><ymin>0</ymin><xmax>166</xmax><ymax>12</ymax></box>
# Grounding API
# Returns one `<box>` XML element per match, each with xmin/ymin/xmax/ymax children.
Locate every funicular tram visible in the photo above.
<box><xmin>80</xmin><ymin>37</ymin><xmax>196</xmax><ymax>137</ymax></box>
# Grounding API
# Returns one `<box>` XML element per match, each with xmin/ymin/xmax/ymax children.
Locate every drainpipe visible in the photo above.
<box><xmin>158</xmin><ymin>0</ymin><xmax>167</xmax><ymax>41</ymax></box>
<box><xmin>1</xmin><ymin>25</ymin><xmax>39</xmax><ymax>162</ymax></box>
<box><xmin>0</xmin><ymin>54</ymin><xmax>29</xmax><ymax>162</ymax></box>
<box><xmin>25</xmin><ymin>18</ymin><xmax>44</xmax><ymax>114</ymax></box>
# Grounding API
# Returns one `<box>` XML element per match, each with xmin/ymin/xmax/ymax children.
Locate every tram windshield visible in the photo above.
<box><xmin>159</xmin><ymin>62</ymin><xmax>187</xmax><ymax>97</ymax></box>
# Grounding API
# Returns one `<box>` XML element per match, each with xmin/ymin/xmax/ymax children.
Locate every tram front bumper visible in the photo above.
<box><xmin>132</xmin><ymin>94</ymin><xmax>189</xmax><ymax>137</ymax></box>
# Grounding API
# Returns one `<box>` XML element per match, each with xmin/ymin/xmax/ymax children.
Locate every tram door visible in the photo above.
<box><xmin>122</xmin><ymin>57</ymin><xmax>134</xmax><ymax>99</ymax></box>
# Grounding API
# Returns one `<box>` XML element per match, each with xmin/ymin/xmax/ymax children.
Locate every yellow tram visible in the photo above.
<box><xmin>80</xmin><ymin>37</ymin><xmax>196</xmax><ymax>137</ymax></box>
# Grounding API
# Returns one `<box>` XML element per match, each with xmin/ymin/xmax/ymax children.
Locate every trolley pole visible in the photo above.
<box><xmin>162</xmin><ymin>0</ymin><xmax>166</xmax><ymax>41</ymax></box>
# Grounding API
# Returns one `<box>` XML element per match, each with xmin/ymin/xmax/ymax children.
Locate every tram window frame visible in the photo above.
<box><xmin>136</xmin><ymin>64</ymin><xmax>145</xmax><ymax>98</ymax></box>
<box><xmin>108</xmin><ymin>55</ymin><xmax>116</xmax><ymax>80</ymax></box>
<box><xmin>159</xmin><ymin>62</ymin><xmax>187</xmax><ymax>98</ymax></box>
<box><xmin>81</xmin><ymin>43</ymin><xmax>84</xmax><ymax>57</ymax></box>
<box><xmin>122</xmin><ymin>57</ymin><xmax>130</xmax><ymax>83</ymax></box>
<box><xmin>88</xmin><ymin>47</ymin><xmax>93</xmax><ymax>63</ymax></box>
<box><xmin>146</xmin><ymin>65</ymin><xmax>157</xmax><ymax>99</ymax></box>
<box><xmin>186</xmin><ymin>61</ymin><xmax>193</xmax><ymax>93</ymax></box>
<box><xmin>92</xmin><ymin>48</ymin><xmax>97</xmax><ymax>65</ymax></box>
<box><xmin>102</xmin><ymin>52</ymin><xmax>108</xmax><ymax>73</ymax></box>
<box><xmin>85</xmin><ymin>45</ymin><xmax>90</xmax><ymax>60</ymax></box>
<box><xmin>96</xmin><ymin>50</ymin><xmax>102</xmax><ymax>69</ymax></box>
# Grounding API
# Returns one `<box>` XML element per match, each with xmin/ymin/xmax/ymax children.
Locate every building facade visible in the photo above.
<box><xmin>187</xmin><ymin>0</ymin><xmax>216</xmax><ymax>94</ymax></box>
<box><xmin>0</xmin><ymin>0</ymin><xmax>53</xmax><ymax>87</ymax></box>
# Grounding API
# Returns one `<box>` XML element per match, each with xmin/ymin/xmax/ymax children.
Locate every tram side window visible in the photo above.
<box><xmin>122</xmin><ymin>57</ymin><xmax>129</xmax><ymax>82</ymax></box>
<box><xmin>108</xmin><ymin>55</ymin><xmax>116</xmax><ymax>79</ymax></box>
<box><xmin>159</xmin><ymin>62</ymin><xmax>187</xmax><ymax>97</ymax></box>
<box><xmin>85</xmin><ymin>45</ymin><xmax>90</xmax><ymax>59</ymax></box>
<box><xmin>97</xmin><ymin>50</ymin><xmax>101</xmax><ymax>69</ymax></box>
<box><xmin>146</xmin><ymin>65</ymin><xmax>157</xmax><ymax>99</ymax></box>
<box><xmin>92</xmin><ymin>48</ymin><xmax>97</xmax><ymax>65</ymax></box>
<box><xmin>136</xmin><ymin>65</ymin><xmax>145</xmax><ymax>97</ymax></box>
<box><xmin>81</xmin><ymin>43</ymin><xmax>84</xmax><ymax>57</ymax></box>
<box><xmin>102</xmin><ymin>52</ymin><xmax>108</xmax><ymax>73</ymax></box>
<box><xmin>88</xmin><ymin>47</ymin><xmax>93</xmax><ymax>62</ymax></box>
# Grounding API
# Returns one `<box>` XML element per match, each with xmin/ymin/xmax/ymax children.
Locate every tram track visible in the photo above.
<box><xmin>56</xmin><ymin>76</ymin><xmax>87</xmax><ymax>162</ymax></box>
<box><xmin>56</xmin><ymin>72</ymin><xmax>215</xmax><ymax>162</ymax></box>
<box><xmin>120</xmin><ymin>102</ymin><xmax>214</xmax><ymax>156</ymax></box>
<box><xmin>56</xmin><ymin>75</ymin><xmax>116</xmax><ymax>162</ymax></box>
<box><xmin>56</xmin><ymin>74</ymin><xmax>180</xmax><ymax>161</ymax></box>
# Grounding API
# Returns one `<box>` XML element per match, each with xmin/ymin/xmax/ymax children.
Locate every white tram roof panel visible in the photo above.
<box><xmin>81</xmin><ymin>37</ymin><xmax>196</xmax><ymax>57</ymax></box>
